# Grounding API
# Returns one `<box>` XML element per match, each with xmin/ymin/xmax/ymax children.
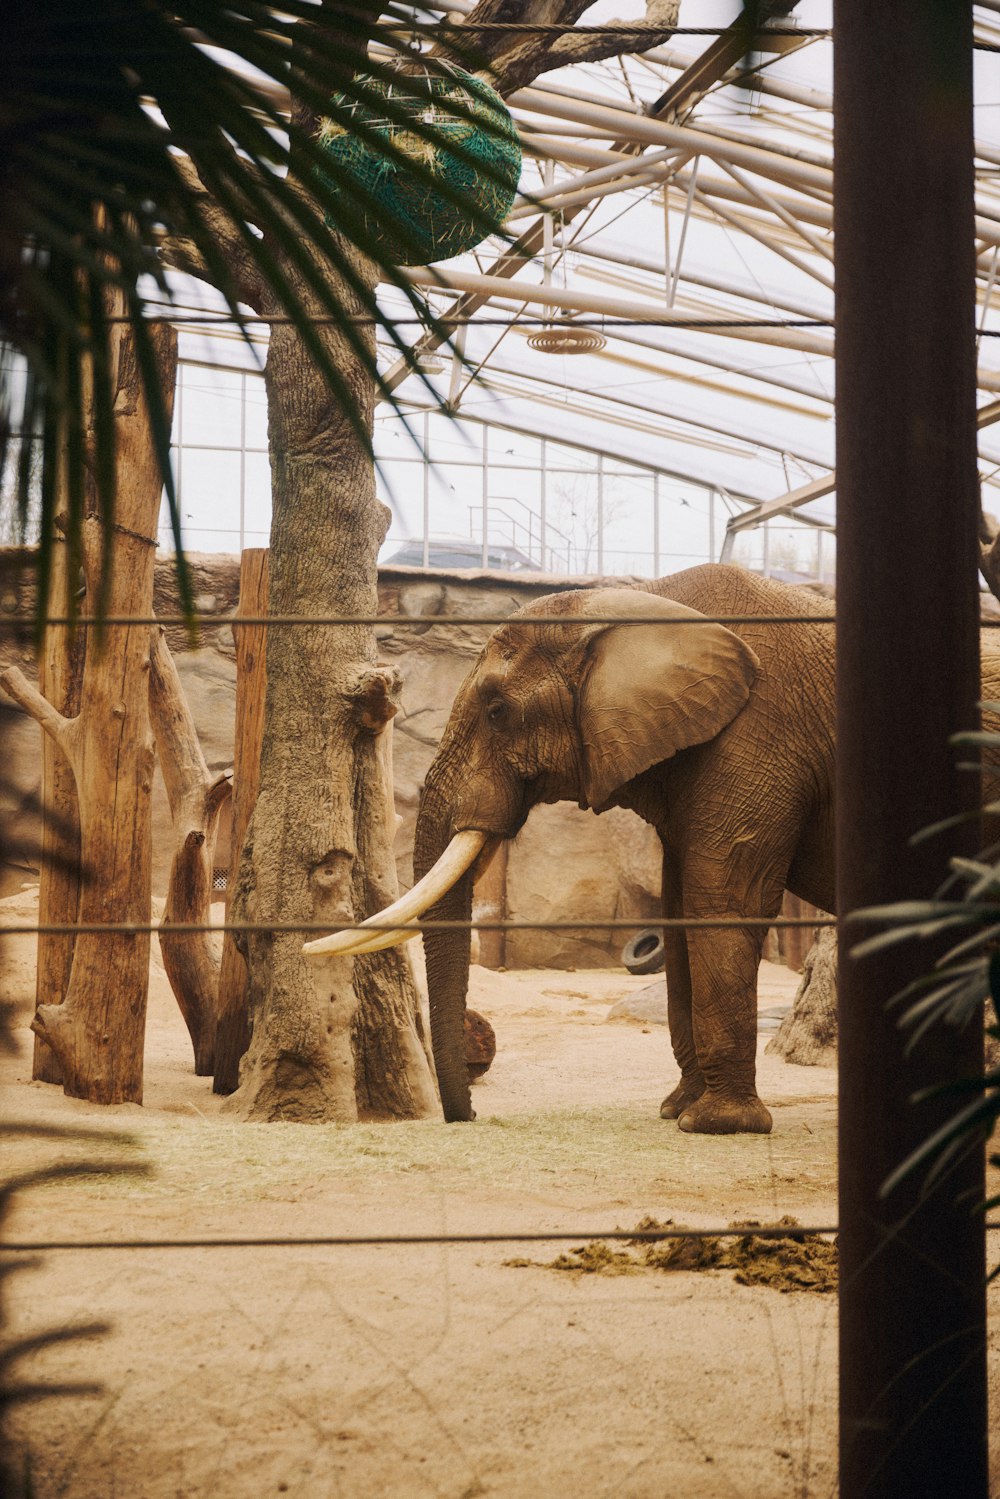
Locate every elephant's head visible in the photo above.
<box><xmin>304</xmin><ymin>587</ymin><xmax>760</xmax><ymax>1121</ymax></box>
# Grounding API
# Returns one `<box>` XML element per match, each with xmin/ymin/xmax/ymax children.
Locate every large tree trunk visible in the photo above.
<box><xmin>0</xmin><ymin>326</ymin><xmax>175</xmax><ymax>1103</ymax></box>
<box><xmin>226</xmin><ymin>265</ymin><xmax>438</xmax><ymax>1122</ymax></box>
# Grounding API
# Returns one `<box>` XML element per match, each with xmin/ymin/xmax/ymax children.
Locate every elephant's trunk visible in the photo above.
<box><xmin>413</xmin><ymin>769</ymin><xmax>476</xmax><ymax>1122</ymax></box>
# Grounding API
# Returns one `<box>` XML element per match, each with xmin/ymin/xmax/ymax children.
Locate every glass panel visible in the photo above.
<box><xmin>657</xmin><ymin>480</ymin><xmax>712</xmax><ymax>573</ymax></box>
<box><xmin>180</xmin><ymin>367</ymin><xmax>244</xmax><ymax>449</ymax></box>
<box><xmin>373</xmin><ymin>412</ymin><xmax>421</xmax><ymax>461</ymax></box>
<box><xmin>243</xmin><ymin>375</ymin><xmax>268</xmax><ymax>450</ymax></box>
<box><xmin>602</xmin><ymin>471</ymin><xmax>655</xmax><ymax>577</ymax></box>
<box><xmin>728</xmin><ymin>528</ymin><xmax>765</xmax><ymax>574</ymax></box>
<box><xmin>376</xmin><ymin>459</ymin><xmax>425</xmax><ymax>562</ymax></box>
<box><xmin>546</xmin><ymin>469</ymin><xmax>599</xmax><ymax>574</ymax></box>
<box><xmin>545</xmin><ymin>441</ymin><xmax>596</xmax><ymax>474</ymax></box>
<box><xmin>486</xmin><ymin>470</ymin><xmax>542</xmax><ymax>569</ymax></box>
<box><xmin>426</xmin><ymin>411</ymin><xmax>480</xmax><ymax>465</ymax></box>
<box><xmin>244</xmin><ymin>452</ymin><xmax>272</xmax><ymax>537</ymax></box>
<box><xmin>178</xmin><ymin>449</ymin><xmax>243</xmax><ymax>538</ymax></box>
<box><xmin>491</xmin><ymin>431</ymin><xmax>541</xmax><ymax>469</ymax></box>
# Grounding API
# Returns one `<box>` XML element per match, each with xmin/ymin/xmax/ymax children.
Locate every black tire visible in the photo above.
<box><xmin>621</xmin><ymin>927</ymin><xmax>666</xmax><ymax>976</ymax></box>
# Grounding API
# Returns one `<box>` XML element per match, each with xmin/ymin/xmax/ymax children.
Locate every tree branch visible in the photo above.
<box><xmin>442</xmin><ymin>0</ymin><xmax>681</xmax><ymax>93</ymax></box>
<box><xmin>538</xmin><ymin>3</ymin><xmax>680</xmax><ymax>77</ymax></box>
<box><xmin>158</xmin><ymin>156</ymin><xmax>265</xmax><ymax>309</ymax></box>
<box><xmin>0</xmin><ymin>668</ymin><xmax>76</xmax><ymax>758</ymax></box>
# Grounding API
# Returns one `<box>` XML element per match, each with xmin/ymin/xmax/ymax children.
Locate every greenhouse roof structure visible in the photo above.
<box><xmin>156</xmin><ymin>0</ymin><xmax>1000</xmax><ymax>578</ymax></box>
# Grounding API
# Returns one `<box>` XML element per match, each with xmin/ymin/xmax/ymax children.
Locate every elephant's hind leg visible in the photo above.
<box><xmin>658</xmin><ymin>844</ymin><xmax>707</xmax><ymax>1119</ymax></box>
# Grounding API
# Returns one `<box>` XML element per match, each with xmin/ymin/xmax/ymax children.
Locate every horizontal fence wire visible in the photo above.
<box><xmin>85</xmin><ymin>314</ymin><xmax>837</xmax><ymax>328</ymax></box>
<box><xmin>388</xmin><ymin>23</ymin><xmax>833</xmax><ymax>36</ymax></box>
<box><xmin>0</xmin><ymin>614</ymin><xmax>840</xmax><ymax>629</ymax></box>
<box><xmin>37</xmin><ymin>317</ymin><xmax>1000</xmax><ymax>330</ymax></box>
<box><xmin>0</xmin><ymin>1228</ymin><xmax>837</xmax><ymax>1254</ymax></box>
<box><xmin>2</xmin><ymin>1224</ymin><xmax>1000</xmax><ymax>1254</ymax></box>
<box><xmin>6</xmin><ymin>615</ymin><xmax>1000</xmax><ymax>630</ymax></box>
<box><xmin>0</xmin><ymin>918</ymin><xmax>838</xmax><ymax>937</ymax></box>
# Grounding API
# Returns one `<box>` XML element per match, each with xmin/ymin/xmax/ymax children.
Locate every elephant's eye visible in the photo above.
<box><xmin>485</xmin><ymin>698</ymin><xmax>508</xmax><ymax>728</ymax></box>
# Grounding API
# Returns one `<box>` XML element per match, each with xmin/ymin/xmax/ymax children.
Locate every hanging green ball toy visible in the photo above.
<box><xmin>315</xmin><ymin>60</ymin><xmax>522</xmax><ymax>266</ymax></box>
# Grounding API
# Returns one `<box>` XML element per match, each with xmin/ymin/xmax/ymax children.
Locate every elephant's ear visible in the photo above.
<box><xmin>575</xmin><ymin>591</ymin><xmax>760</xmax><ymax>809</ymax></box>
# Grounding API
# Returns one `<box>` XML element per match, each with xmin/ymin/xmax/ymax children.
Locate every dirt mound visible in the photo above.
<box><xmin>508</xmin><ymin>1215</ymin><xmax>838</xmax><ymax>1293</ymax></box>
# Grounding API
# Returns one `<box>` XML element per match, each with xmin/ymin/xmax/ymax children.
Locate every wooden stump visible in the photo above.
<box><xmin>765</xmin><ymin>927</ymin><xmax>838</xmax><ymax>1067</ymax></box>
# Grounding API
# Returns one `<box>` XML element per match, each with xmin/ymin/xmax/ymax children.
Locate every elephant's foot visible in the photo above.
<box><xmin>677</xmin><ymin>1090</ymin><xmax>773</xmax><ymax>1135</ymax></box>
<box><xmin>659</xmin><ymin>1075</ymin><xmax>705</xmax><ymax>1120</ymax></box>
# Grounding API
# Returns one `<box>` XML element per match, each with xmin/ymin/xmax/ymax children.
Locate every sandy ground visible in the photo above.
<box><xmin>1</xmin><ymin>885</ymin><xmax>996</xmax><ymax>1499</ymax></box>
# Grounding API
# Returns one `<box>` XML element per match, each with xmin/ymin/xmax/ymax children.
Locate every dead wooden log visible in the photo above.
<box><xmin>148</xmin><ymin>626</ymin><xmax>232</xmax><ymax>1074</ymax></box>
<box><xmin>213</xmin><ymin>549</ymin><xmax>267</xmax><ymax>1095</ymax></box>
<box><xmin>32</xmin><ymin>524</ymin><xmax>86</xmax><ymax>1083</ymax></box>
<box><xmin>0</xmin><ymin>324</ymin><xmax>175</xmax><ymax>1103</ymax></box>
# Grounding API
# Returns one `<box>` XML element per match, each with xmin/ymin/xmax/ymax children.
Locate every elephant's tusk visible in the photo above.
<box><xmin>301</xmin><ymin>829</ymin><xmax>488</xmax><ymax>958</ymax></box>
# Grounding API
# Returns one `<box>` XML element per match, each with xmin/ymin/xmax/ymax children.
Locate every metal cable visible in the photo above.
<box><xmin>0</xmin><ymin>1227</ymin><xmax>840</xmax><ymax>1254</ymax></box>
<box><xmin>0</xmin><ymin>918</ymin><xmax>838</xmax><ymax>937</ymax></box>
<box><xmin>2</xmin><ymin>1224</ymin><xmax>998</xmax><ymax>1254</ymax></box>
<box><xmin>0</xmin><ymin>614</ymin><xmax>839</xmax><ymax>628</ymax></box>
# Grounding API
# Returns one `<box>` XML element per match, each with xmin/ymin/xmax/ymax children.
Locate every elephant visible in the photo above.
<box><xmin>307</xmin><ymin>563</ymin><xmax>1000</xmax><ymax>1134</ymax></box>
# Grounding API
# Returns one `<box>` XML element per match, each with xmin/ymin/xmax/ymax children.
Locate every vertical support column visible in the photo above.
<box><xmin>707</xmin><ymin>484</ymin><xmax>715</xmax><ymax>564</ymax></box>
<box><xmin>834</xmin><ymin>5</ymin><xmax>987</xmax><ymax>1497</ymax></box>
<box><xmin>653</xmin><ymin>472</ymin><xmax>660</xmax><ymax>575</ymax></box>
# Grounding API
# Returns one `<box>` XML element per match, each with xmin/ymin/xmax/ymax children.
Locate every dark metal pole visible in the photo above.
<box><xmin>834</xmin><ymin>4</ymin><xmax>988</xmax><ymax>1497</ymax></box>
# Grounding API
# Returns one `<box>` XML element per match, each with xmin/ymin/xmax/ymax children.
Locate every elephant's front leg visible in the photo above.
<box><xmin>679</xmin><ymin>920</ymin><xmax>773</xmax><ymax>1135</ymax></box>
<box><xmin>658</xmin><ymin>844</ymin><xmax>706</xmax><ymax>1119</ymax></box>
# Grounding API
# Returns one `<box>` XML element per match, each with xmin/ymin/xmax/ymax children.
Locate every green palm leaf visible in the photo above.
<box><xmin>0</xmin><ymin>1</ymin><xmax>513</xmax><ymax>625</ymax></box>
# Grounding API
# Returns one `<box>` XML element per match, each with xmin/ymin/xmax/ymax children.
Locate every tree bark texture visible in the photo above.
<box><xmin>0</xmin><ymin>327</ymin><xmax>175</xmax><ymax>1103</ymax></box>
<box><xmin>226</xmin><ymin>266</ymin><xmax>438</xmax><ymax>1121</ymax></box>
<box><xmin>214</xmin><ymin>548</ymin><xmax>268</xmax><ymax>1095</ymax></box>
<box><xmin>32</xmin><ymin>528</ymin><xmax>86</xmax><ymax>1083</ymax></box>
<box><xmin>148</xmin><ymin>626</ymin><xmax>232</xmax><ymax>1074</ymax></box>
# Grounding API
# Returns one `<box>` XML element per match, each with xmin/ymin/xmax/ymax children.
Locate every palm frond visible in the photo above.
<box><xmin>0</xmin><ymin>1</ymin><xmax>517</xmax><ymax>626</ymax></box>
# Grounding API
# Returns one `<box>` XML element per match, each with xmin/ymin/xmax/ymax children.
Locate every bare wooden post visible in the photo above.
<box><xmin>149</xmin><ymin>626</ymin><xmax>232</xmax><ymax>1074</ymax></box>
<box><xmin>213</xmin><ymin>549</ymin><xmax>268</xmax><ymax>1094</ymax></box>
<box><xmin>334</xmin><ymin>666</ymin><xmax>439</xmax><ymax>1121</ymax></box>
<box><xmin>0</xmin><ymin>325</ymin><xmax>175</xmax><ymax>1103</ymax></box>
<box><xmin>834</xmin><ymin>3</ymin><xmax>988</xmax><ymax>1492</ymax></box>
<box><xmin>32</xmin><ymin>526</ymin><xmax>85</xmax><ymax>1083</ymax></box>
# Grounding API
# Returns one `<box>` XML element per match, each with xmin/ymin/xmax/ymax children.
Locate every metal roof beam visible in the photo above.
<box><xmin>720</xmin><ymin>397</ymin><xmax>1000</xmax><ymax>551</ymax></box>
